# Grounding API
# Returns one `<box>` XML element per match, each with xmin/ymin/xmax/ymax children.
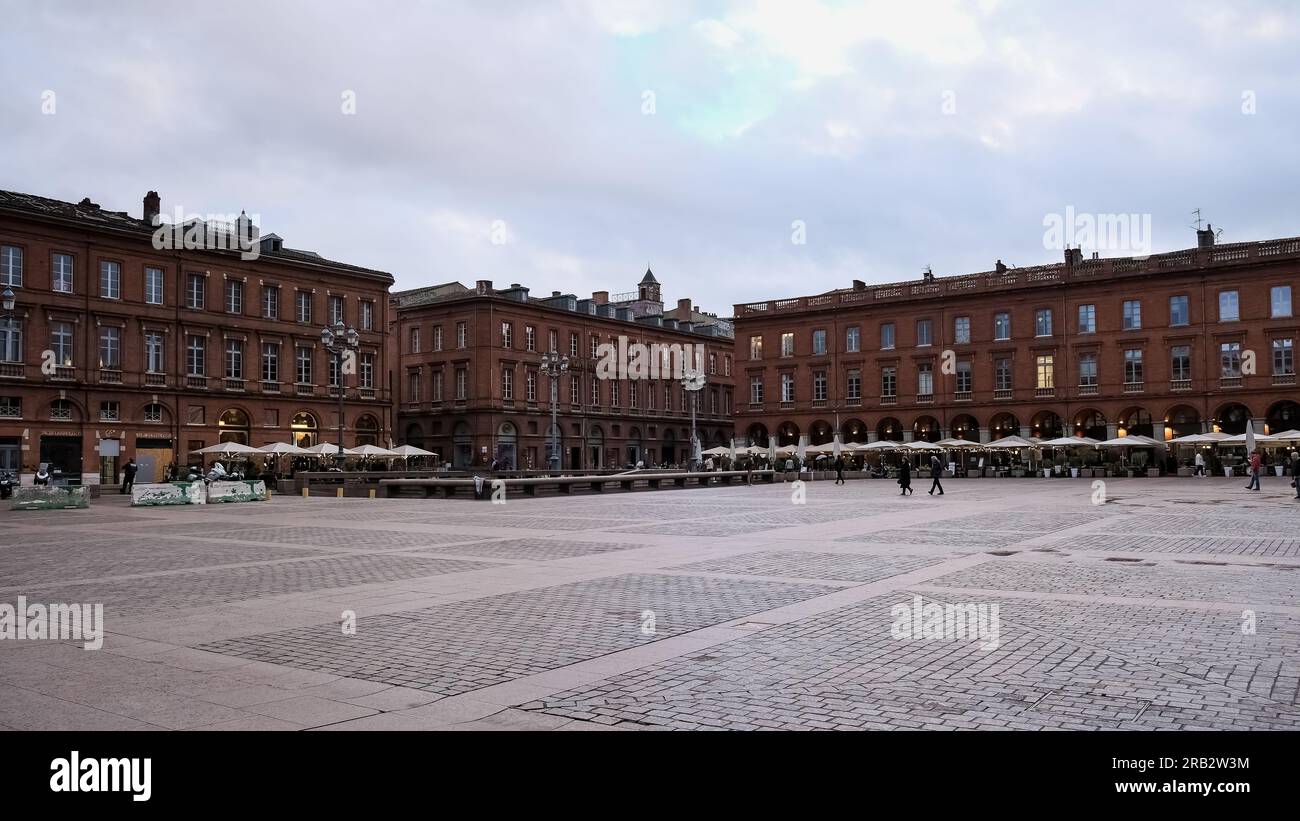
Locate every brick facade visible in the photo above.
<box><xmin>392</xmin><ymin>276</ymin><xmax>734</xmax><ymax>469</ymax></box>
<box><xmin>0</xmin><ymin>190</ymin><xmax>393</xmax><ymax>485</ymax></box>
<box><xmin>732</xmin><ymin>233</ymin><xmax>1300</xmax><ymax>452</ymax></box>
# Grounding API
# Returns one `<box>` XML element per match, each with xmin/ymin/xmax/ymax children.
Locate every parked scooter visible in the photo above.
<box><xmin>0</xmin><ymin>470</ymin><xmax>15</xmax><ymax>499</ymax></box>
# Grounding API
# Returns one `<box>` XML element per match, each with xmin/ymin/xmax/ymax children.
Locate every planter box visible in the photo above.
<box><xmin>132</xmin><ymin>482</ymin><xmax>205</xmax><ymax>506</ymax></box>
<box><xmin>208</xmin><ymin>480</ymin><xmax>269</xmax><ymax>503</ymax></box>
<box><xmin>1275</xmin><ymin>466</ymin><xmax>1286</xmax><ymax>477</ymax></box>
<box><xmin>1224</xmin><ymin>467</ymin><xmax>1234</xmax><ymax>478</ymax></box>
<box><xmin>12</xmin><ymin>486</ymin><xmax>90</xmax><ymax>510</ymax></box>
<box><xmin>1177</xmin><ymin>467</ymin><xmax>1193</xmax><ymax>477</ymax></box>
<box><xmin>1147</xmin><ymin>468</ymin><xmax>1160</xmax><ymax>477</ymax></box>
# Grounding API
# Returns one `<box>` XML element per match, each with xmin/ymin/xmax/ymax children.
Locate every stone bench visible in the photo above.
<box><xmin>11</xmin><ymin>486</ymin><xmax>91</xmax><ymax>510</ymax></box>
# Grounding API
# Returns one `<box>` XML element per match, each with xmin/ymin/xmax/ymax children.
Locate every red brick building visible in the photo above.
<box><xmin>391</xmin><ymin>272</ymin><xmax>734</xmax><ymax>469</ymax></box>
<box><xmin>0</xmin><ymin>189</ymin><xmax>394</xmax><ymax>485</ymax></box>
<box><xmin>733</xmin><ymin>229</ymin><xmax>1300</xmax><ymax>452</ymax></box>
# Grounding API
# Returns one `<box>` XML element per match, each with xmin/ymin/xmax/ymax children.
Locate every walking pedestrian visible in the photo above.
<box><xmin>1194</xmin><ymin>450</ymin><xmax>1205</xmax><ymax>477</ymax></box>
<box><xmin>1245</xmin><ymin>449</ymin><xmax>1262</xmax><ymax>491</ymax></box>
<box><xmin>121</xmin><ymin>458</ymin><xmax>139</xmax><ymax>494</ymax></box>
<box><xmin>1290</xmin><ymin>450</ymin><xmax>1300</xmax><ymax>500</ymax></box>
<box><xmin>897</xmin><ymin>459</ymin><xmax>913</xmax><ymax>495</ymax></box>
<box><xmin>833</xmin><ymin>455</ymin><xmax>845</xmax><ymax>484</ymax></box>
<box><xmin>928</xmin><ymin>454</ymin><xmax>944</xmax><ymax>496</ymax></box>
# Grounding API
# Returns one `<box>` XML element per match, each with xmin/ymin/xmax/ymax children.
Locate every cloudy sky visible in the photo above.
<box><xmin>3</xmin><ymin>0</ymin><xmax>1298</xmax><ymax>313</ymax></box>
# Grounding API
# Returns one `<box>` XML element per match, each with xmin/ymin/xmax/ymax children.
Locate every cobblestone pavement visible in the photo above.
<box><xmin>1</xmin><ymin>476</ymin><xmax>1298</xmax><ymax>731</ymax></box>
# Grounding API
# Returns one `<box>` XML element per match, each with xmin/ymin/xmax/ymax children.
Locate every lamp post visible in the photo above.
<box><xmin>539</xmin><ymin>350</ymin><xmax>569</xmax><ymax>471</ymax></box>
<box><xmin>680</xmin><ymin>366</ymin><xmax>706</xmax><ymax>471</ymax></box>
<box><xmin>320</xmin><ymin>320</ymin><xmax>359</xmax><ymax>464</ymax></box>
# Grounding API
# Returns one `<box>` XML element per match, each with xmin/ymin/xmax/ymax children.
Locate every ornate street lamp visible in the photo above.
<box><xmin>320</xmin><ymin>320</ymin><xmax>359</xmax><ymax>463</ymax></box>
<box><xmin>539</xmin><ymin>350</ymin><xmax>569</xmax><ymax>471</ymax></box>
<box><xmin>1</xmin><ymin>287</ymin><xmax>14</xmax><ymax>314</ymax></box>
<box><xmin>680</xmin><ymin>365</ymin><xmax>706</xmax><ymax>471</ymax></box>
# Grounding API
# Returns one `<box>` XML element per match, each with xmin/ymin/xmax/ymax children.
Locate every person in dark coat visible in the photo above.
<box><xmin>833</xmin><ymin>455</ymin><xmax>845</xmax><ymax>485</ymax></box>
<box><xmin>928</xmin><ymin>454</ymin><xmax>944</xmax><ymax>495</ymax></box>
<box><xmin>897</xmin><ymin>459</ymin><xmax>913</xmax><ymax>495</ymax></box>
<box><xmin>121</xmin><ymin>458</ymin><xmax>139</xmax><ymax>494</ymax></box>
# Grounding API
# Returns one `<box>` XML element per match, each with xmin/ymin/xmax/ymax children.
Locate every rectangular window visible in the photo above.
<box><xmin>360</xmin><ymin>353</ymin><xmax>374</xmax><ymax>389</ymax></box>
<box><xmin>502</xmin><ymin>322</ymin><xmax>513</xmax><ymax>349</ymax></box>
<box><xmin>881</xmin><ymin>367</ymin><xmax>897</xmax><ymax>398</ymax></box>
<box><xmin>523</xmin><ymin>325</ymin><xmax>535</xmax><ymax>352</ymax></box>
<box><xmin>225</xmin><ymin>339</ymin><xmax>244</xmax><ymax>379</ymax></box>
<box><xmin>328</xmin><ymin>354</ymin><xmax>340</xmax><ymax>387</ymax></box>
<box><xmin>953</xmin><ymin>316</ymin><xmax>970</xmax><ymax>345</ymax></box>
<box><xmin>187</xmin><ymin>274</ymin><xmax>206</xmax><ymax>309</ymax></box>
<box><xmin>457</xmin><ymin>322</ymin><xmax>467</xmax><ymax>349</ymax></box>
<box><xmin>145</xmin><ymin>332</ymin><xmax>164</xmax><ymax>373</ymax></box>
<box><xmin>750</xmin><ymin>335</ymin><xmax>763</xmax><ymax>359</ymax></box>
<box><xmin>1169</xmin><ymin>295</ymin><xmax>1189</xmax><ymax>326</ymax></box>
<box><xmin>591</xmin><ymin>377</ymin><xmax>600</xmax><ymax>405</ymax></box>
<box><xmin>812</xmin><ymin>329</ymin><xmax>826</xmax><ymax>355</ymax></box>
<box><xmin>409</xmin><ymin>326</ymin><xmax>421</xmax><ymax>353</ymax></box>
<box><xmin>1124</xmin><ymin>349</ymin><xmax>1143</xmax><ymax>383</ymax></box>
<box><xmin>1273</xmin><ymin>338</ymin><xmax>1294</xmax><ymax>375</ymax></box>
<box><xmin>1036</xmin><ymin>355</ymin><xmax>1054</xmax><ymax>389</ymax></box>
<box><xmin>435</xmin><ymin>326</ymin><xmax>444</xmax><ymax>351</ymax></box>
<box><xmin>570</xmin><ymin>375</ymin><xmax>580</xmax><ymax>404</ymax></box>
<box><xmin>296</xmin><ymin>347</ymin><xmax>312</xmax><ymax>383</ymax></box>
<box><xmin>262</xmin><ymin>285</ymin><xmax>280</xmax><ymax>319</ymax></box>
<box><xmin>1078</xmin><ymin>353</ymin><xmax>1097</xmax><ymax>386</ymax></box>
<box><xmin>813</xmin><ymin>370</ymin><xmax>827</xmax><ymax>401</ymax></box>
<box><xmin>296</xmin><ymin>291</ymin><xmax>312</xmax><ymax>323</ymax></box>
<box><xmin>225</xmin><ymin>280</ymin><xmax>243</xmax><ymax>314</ymax></box>
<box><xmin>750</xmin><ymin>376</ymin><xmax>763</xmax><ymax>404</ymax></box>
<box><xmin>456</xmin><ymin>368</ymin><xmax>467</xmax><ymax>400</ymax></box>
<box><xmin>994</xmin><ymin>312</ymin><xmax>1011</xmax><ymax>341</ymax></box>
<box><xmin>1171</xmin><ymin>345</ymin><xmax>1191</xmax><ymax>381</ymax></box>
<box><xmin>1078</xmin><ymin>304</ymin><xmax>1096</xmax><ymax>334</ymax></box>
<box><xmin>780</xmin><ymin>373</ymin><xmax>795</xmax><ymax>403</ymax></box>
<box><xmin>917</xmin><ymin>363</ymin><xmax>933</xmax><ymax>395</ymax></box>
<box><xmin>916</xmin><ymin>319</ymin><xmax>932</xmax><ymax>347</ymax></box>
<box><xmin>847</xmin><ymin>369</ymin><xmax>861</xmax><ymax>400</ymax></box>
<box><xmin>360</xmin><ymin>300</ymin><xmax>374</xmax><ymax>331</ymax></box>
<box><xmin>1035</xmin><ymin>309</ymin><xmax>1052</xmax><ymax>337</ymax></box>
<box><xmin>1272</xmin><ymin>286</ymin><xmax>1292</xmax><ymax>319</ymax></box>
<box><xmin>99</xmin><ymin>260</ymin><xmax>121</xmax><ymax>299</ymax></box>
<box><xmin>0</xmin><ymin>318</ymin><xmax>21</xmax><ymax>362</ymax></box>
<box><xmin>501</xmin><ymin>367</ymin><xmax>513</xmax><ymax>400</ymax></box>
<box><xmin>781</xmin><ymin>332</ymin><xmax>794</xmax><ymax>357</ymax></box>
<box><xmin>98</xmin><ymin>327</ymin><xmax>121</xmax><ymax>369</ymax></box>
<box><xmin>434</xmin><ymin>370</ymin><xmax>444</xmax><ymax>401</ymax></box>
<box><xmin>143</xmin><ymin>267</ymin><xmax>164</xmax><ymax>305</ymax></box>
<box><xmin>548</xmin><ymin>329</ymin><xmax>558</xmax><ymax>353</ymax></box>
<box><xmin>329</xmin><ymin>295</ymin><xmax>344</xmax><ymax>325</ymax></box>
<box><xmin>52</xmin><ymin>253</ymin><xmax>74</xmax><ymax>293</ymax></box>
<box><xmin>956</xmin><ymin>361</ymin><xmax>972</xmax><ymax>393</ymax></box>
<box><xmin>408</xmin><ymin>370</ymin><xmax>422</xmax><ymax>402</ymax></box>
<box><xmin>0</xmin><ymin>245</ymin><xmax>22</xmax><ymax>287</ymax></box>
<box><xmin>1219</xmin><ymin>290</ymin><xmax>1239</xmax><ymax>322</ymax></box>
<box><xmin>100</xmin><ymin>401</ymin><xmax>119</xmax><ymax>422</ymax></box>
<box><xmin>610</xmin><ymin>380</ymin><xmax>619</xmax><ymax>407</ymax></box>
<box><xmin>881</xmin><ymin>323</ymin><xmax>895</xmax><ymax>350</ymax></box>
<box><xmin>261</xmin><ymin>342</ymin><xmax>279</xmax><ymax>383</ymax></box>
<box><xmin>846</xmin><ymin>326</ymin><xmax>860</xmax><ymax>352</ymax></box>
<box><xmin>187</xmin><ymin>336</ymin><xmax>205</xmax><ymax>376</ymax></box>
<box><xmin>51</xmin><ymin>322</ymin><xmax>73</xmax><ymax>366</ymax></box>
<box><xmin>724</xmin><ymin>354</ymin><xmax>732</xmax><ymax>376</ymax></box>
<box><xmin>1123</xmin><ymin>300</ymin><xmax>1141</xmax><ymax>330</ymax></box>
<box><xmin>569</xmin><ymin>332</ymin><xmax>578</xmax><ymax>357</ymax></box>
<box><xmin>995</xmin><ymin>358</ymin><xmax>1012</xmax><ymax>391</ymax></box>
<box><xmin>1220</xmin><ymin>342</ymin><xmax>1241</xmax><ymax>378</ymax></box>
<box><xmin>526</xmin><ymin>370</ymin><xmax>538</xmax><ymax>401</ymax></box>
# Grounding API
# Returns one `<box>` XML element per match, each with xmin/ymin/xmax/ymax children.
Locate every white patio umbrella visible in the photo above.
<box><xmin>257</xmin><ymin>442</ymin><xmax>312</xmax><ymax>455</ymax></box>
<box><xmin>190</xmin><ymin>442</ymin><xmax>262</xmax><ymax>456</ymax></box>
<box><xmin>860</xmin><ymin>440</ymin><xmax>903</xmax><ymax>451</ymax></box>
<box><xmin>390</xmin><ymin>444</ymin><xmax>438</xmax><ymax>458</ymax></box>
<box><xmin>1219</xmin><ymin>431</ymin><xmax>1277</xmax><ymax>444</ymax></box>
<box><xmin>1094</xmin><ymin>435</ymin><xmax>1162</xmax><ymax>448</ymax></box>
<box><xmin>701</xmin><ymin>445</ymin><xmax>730</xmax><ymax>457</ymax></box>
<box><xmin>1267</xmin><ymin>429</ymin><xmax>1300</xmax><ymax>444</ymax></box>
<box><xmin>935</xmin><ymin>437</ymin><xmax>982</xmax><ymax>448</ymax></box>
<box><xmin>1038</xmin><ymin>435</ymin><xmax>1099</xmax><ymax>447</ymax></box>
<box><xmin>904</xmin><ymin>440</ymin><xmax>943</xmax><ymax>451</ymax></box>
<box><xmin>303</xmin><ymin>442</ymin><xmax>351</xmax><ymax>457</ymax></box>
<box><xmin>984</xmin><ymin>435</ymin><xmax>1036</xmax><ymax>449</ymax></box>
<box><xmin>349</xmin><ymin>444</ymin><xmax>399</xmax><ymax>457</ymax></box>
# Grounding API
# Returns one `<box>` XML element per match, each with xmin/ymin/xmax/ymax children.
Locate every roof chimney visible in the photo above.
<box><xmin>852</xmin><ymin>279</ymin><xmax>866</xmax><ymax>290</ymax></box>
<box><xmin>677</xmin><ymin>298</ymin><xmax>692</xmax><ymax>317</ymax></box>
<box><xmin>143</xmin><ymin>191</ymin><xmax>160</xmax><ymax>225</ymax></box>
<box><xmin>995</xmin><ymin>259</ymin><xmax>1007</xmax><ymax>274</ymax></box>
<box><xmin>592</xmin><ymin>290</ymin><xmax>609</xmax><ymax>305</ymax></box>
<box><xmin>1197</xmin><ymin>223</ymin><xmax>1216</xmax><ymax>249</ymax></box>
<box><xmin>476</xmin><ymin>279</ymin><xmax>493</xmax><ymax>294</ymax></box>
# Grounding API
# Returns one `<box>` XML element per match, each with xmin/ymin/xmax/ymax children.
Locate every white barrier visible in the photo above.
<box><xmin>131</xmin><ymin>482</ymin><xmax>205</xmax><ymax>506</ymax></box>
<box><xmin>207</xmin><ymin>480</ymin><xmax>268</xmax><ymax>503</ymax></box>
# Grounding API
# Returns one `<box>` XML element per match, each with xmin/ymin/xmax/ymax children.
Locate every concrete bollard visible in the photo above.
<box><xmin>302</xmin><ymin>487</ymin><xmax>309</xmax><ymax>498</ymax></box>
<box><xmin>335</xmin><ymin>488</ymin><xmax>344</xmax><ymax>498</ymax></box>
<box><xmin>368</xmin><ymin>489</ymin><xmax>376</xmax><ymax>499</ymax></box>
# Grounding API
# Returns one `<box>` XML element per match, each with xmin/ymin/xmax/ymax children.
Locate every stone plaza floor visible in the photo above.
<box><xmin>2</xmin><ymin>475</ymin><xmax>1298</xmax><ymax>731</ymax></box>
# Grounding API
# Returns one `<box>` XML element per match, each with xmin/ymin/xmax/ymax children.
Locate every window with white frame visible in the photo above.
<box><xmin>145</xmin><ymin>267</ymin><xmax>164</xmax><ymax>305</ymax></box>
<box><xmin>99</xmin><ymin>260</ymin><xmax>120</xmax><ymax>299</ymax></box>
<box><xmin>52</xmin><ymin>253</ymin><xmax>73</xmax><ymax>293</ymax></box>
